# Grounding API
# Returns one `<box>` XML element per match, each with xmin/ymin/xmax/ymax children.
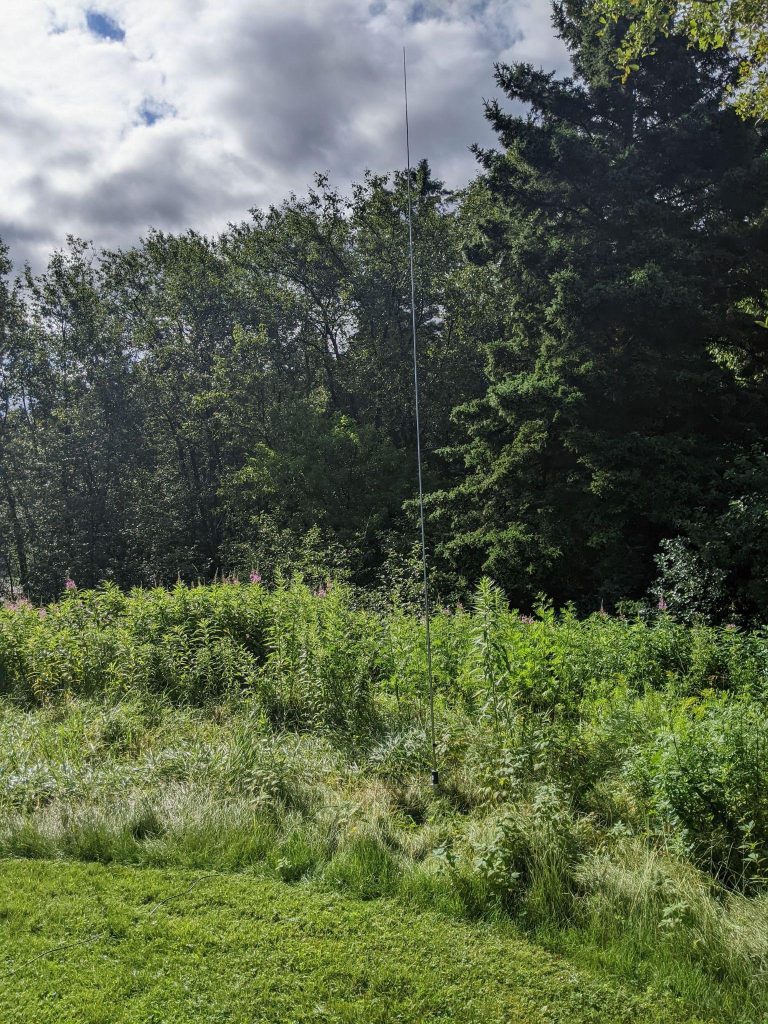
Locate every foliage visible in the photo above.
<box><xmin>0</xmin><ymin>5</ymin><xmax>766</xmax><ymax>1016</ymax></box>
<box><xmin>2</xmin><ymin>580</ymin><xmax>768</xmax><ymax>1016</ymax></box>
<box><xmin>0</xmin><ymin>164</ymin><xmax>479</xmax><ymax>601</ymax></box>
<box><xmin>649</xmin><ymin>697</ymin><xmax>768</xmax><ymax>885</ymax></box>
<box><xmin>432</xmin><ymin>0</ymin><xmax>768</xmax><ymax>613</ymax></box>
<box><xmin>0</xmin><ymin>6</ymin><xmax>766</xmax><ymax>617</ymax></box>
<box><xmin>649</xmin><ymin>538</ymin><xmax>727</xmax><ymax>623</ymax></box>
<box><xmin>592</xmin><ymin>0</ymin><xmax>768</xmax><ymax>119</ymax></box>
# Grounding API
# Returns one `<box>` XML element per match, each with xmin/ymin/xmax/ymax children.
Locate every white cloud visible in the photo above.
<box><xmin>0</xmin><ymin>0</ymin><xmax>568</xmax><ymax>269</ymax></box>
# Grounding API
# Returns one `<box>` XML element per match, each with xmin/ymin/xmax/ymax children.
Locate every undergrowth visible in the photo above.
<box><xmin>1</xmin><ymin>577</ymin><xmax>768</xmax><ymax>1021</ymax></box>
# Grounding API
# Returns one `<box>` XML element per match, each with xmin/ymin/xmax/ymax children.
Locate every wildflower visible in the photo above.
<box><xmin>725</xmin><ymin>623</ymin><xmax>737</xmax><ymax>631</ymax></box>
<box><xmin>315</xmin><ymin>585</ymin><xmax>327</xmax><ymax>598</ymax></box>
<box><xmin>519</xmin><ymin>614</ymin><xmax>535</xmax><ymax>625</ymax></box>
<box><xmin>65</xmin><ymin>577</ymin><xmax>76</xmax><ymax>592</ymax></box>
<box><xmin>657</xmin><ymin>596</ymin><xmax>668</xmax><ymax>612</ymax></box>
<box><xmin>249</xmin><ymin>570</ymin><xmax>262</xmax><ymax>585</ymax></box>
<box><xmin>598</xmin><ymin>601</ymin><xmax>608</xmax><ymax>617</ymax></box>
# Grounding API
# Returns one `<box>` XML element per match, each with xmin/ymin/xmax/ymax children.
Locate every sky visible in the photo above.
<box><xmin>0</xmin><ymin>1</ymin><xmax>568</xmax><ymax>271</ymax></box>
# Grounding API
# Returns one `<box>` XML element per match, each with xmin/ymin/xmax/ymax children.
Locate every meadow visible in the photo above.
<box><xmin>1</xmin><ymin>578</ymin><xmax>768</xmax><ymax>1022</ymax></box>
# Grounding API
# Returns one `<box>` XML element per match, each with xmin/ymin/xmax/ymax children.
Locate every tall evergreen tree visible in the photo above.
<box><xmin>433</xmin><ymin>0</ymin><xmax>768</xmax><ymax>610</ymax></box>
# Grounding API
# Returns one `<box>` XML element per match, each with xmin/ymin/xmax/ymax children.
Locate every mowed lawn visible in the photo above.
<box><xmin>0</xmin><ymin>859</ymin><xmax>713</xmax><ymax>1024</ymax></box>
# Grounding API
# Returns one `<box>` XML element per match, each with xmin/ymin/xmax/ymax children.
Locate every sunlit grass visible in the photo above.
<box><xmin>1</xmin><ymin>579</ymin><xmax>768</xmax><ymax>1020</ymax></box>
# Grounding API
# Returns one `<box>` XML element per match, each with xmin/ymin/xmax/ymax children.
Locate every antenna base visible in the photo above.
<box><xmin>430</xmin><ymin>769</ymin><xmax>440</xmax><ymax>788</ymax></box>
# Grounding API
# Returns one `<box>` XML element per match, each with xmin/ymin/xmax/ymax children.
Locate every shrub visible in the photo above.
<box><xmin>469</xmin><ymin>785</ymin><xmax>586</xmax><ymax>923</ymax></box>
<box><xmin>649</xmin><ymin>697</ymin><xmax>768</xmax><ymax>886</ymax></box>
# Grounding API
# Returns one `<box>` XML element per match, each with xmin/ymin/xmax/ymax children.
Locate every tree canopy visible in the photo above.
<box><xmin>592</xmin><ymin>0</ymin><xmax>768</xmax><ymax>119</ymax></box>
<box><xmin>431</xmin><ymin>0</ymin><xmax>768</xmax><ymax>612</ymax></box>
<box><xmin>0</xmin><ymin>1</ymin><xmax>767</xmax><ymax>621</ymax></box>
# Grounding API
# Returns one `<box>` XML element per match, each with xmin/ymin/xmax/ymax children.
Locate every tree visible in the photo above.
<box><xmin>0</xmin><ymin>166</ymin><xmax>478</xmax><ymax>598</ymax></box>
<box><xmin>223</xmin><ymin>167</ymin><xmax>483</xmax><ymax>583</ymax></box>
<box><xmin>431</xmin><ymin>0</ymin><xmax>768</xmax><ymax>610</ymax></box>
<box><xmin>0</xmin><ymin>239</ymin><xmax>147</xmax><ymax>597</ymax></box>
<box><xmin>592</xmin><ymin>0</ymin><xmax>768</xmax><ymax>119</ymax></box>
<box><xmin>103</xmin><ymin>231</ymin><xmax>236</xmax><ymax>581</ymax></box>
<box><xmin>0</xmin><ymin>240</ymin><xmax>31</xmax><ymax>596</ymax></box>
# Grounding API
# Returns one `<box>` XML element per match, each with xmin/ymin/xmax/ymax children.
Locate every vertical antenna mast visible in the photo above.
<box><xmin>403</xmin><ymin>48</ymin><xmax>438</xmax><ymax>787</ymax></box>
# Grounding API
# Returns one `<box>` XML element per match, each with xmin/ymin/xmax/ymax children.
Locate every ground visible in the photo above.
<box><xmin>0</xmin><ymin>859</ymin><xmax>713</xmax><ymax>1024</ymax></box>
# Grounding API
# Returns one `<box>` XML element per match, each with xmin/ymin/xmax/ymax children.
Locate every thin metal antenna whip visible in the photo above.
<box><xmin>403</xmin><ymin>47</ymin><xmax>438</xmax><ymax>787</ymax></box>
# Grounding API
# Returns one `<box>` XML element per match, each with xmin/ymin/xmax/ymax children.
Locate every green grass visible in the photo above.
<box><xmin>0</xmin><ymin>858</ymin><xmax>715</xmax><ymax>1024</ymax></box>
<box><xmin>1</xmin><ymin>695</ymin><xmax>767</xmax><ymax>1021</ymax></box>
<box><xmin>3</xmin><ymin>580</ymin><xmax>768</xmax><ymax>1021</ymax></box>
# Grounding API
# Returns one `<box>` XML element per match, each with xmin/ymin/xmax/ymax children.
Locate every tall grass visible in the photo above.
<box><xmin>2</xmin><ymin>578</ymin><xmax>768</xmax><ymax>1018</ymax></box>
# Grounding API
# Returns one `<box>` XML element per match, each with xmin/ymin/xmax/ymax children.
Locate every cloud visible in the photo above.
<box><xmin>0</xmin><ymin>0</ymin><xmax>568</xmax><ymax>271</ymax></box>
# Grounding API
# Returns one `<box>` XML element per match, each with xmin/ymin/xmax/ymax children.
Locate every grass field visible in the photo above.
<box><xmin>0</xmin><ymin>858</ymin><xmax>718</xmax><ymax>1024</ymax></box>
<box><xmin>2</xmin><ymin>580</ymin><xmax>768</xmax><ymax>1022</ymax></box>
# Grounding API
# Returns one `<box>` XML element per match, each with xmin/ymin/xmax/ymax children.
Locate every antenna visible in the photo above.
<box><xmin>403</xmin><ymin>48</ymin><xmax>438</xmax><ymax>788</ymax></box>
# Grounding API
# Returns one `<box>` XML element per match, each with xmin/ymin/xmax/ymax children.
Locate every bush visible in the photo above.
<box><xmin>469</xmin><ymin>786</ymin><xmax>586</xmax><ymax>923</ymax></box>
<box><xmin>649</xmin><ymin>697</ymin><xmax>768</xmax><ymax>886</ymax></box>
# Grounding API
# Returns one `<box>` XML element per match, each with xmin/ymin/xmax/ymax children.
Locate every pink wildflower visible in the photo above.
<box><xmin>315</xmin><ymin>585</ymin><xmax>327</xmax><ymax>598</ymax></box>
<box><xmin>249</xmin><ymin>570</ymin><xmax>262</xmax><ymax>585</ymax></box>
<box><xmin>65</xmin><ymin>577</ymin><xmax>76</xmax><ymax>592</ymax></box>
<box><xmin>657</xmin><ymin>596</ymin><xmax>668</xmax><ymax>612</ymax></box>
<box><xmin>519</xmin><ymin>614</ymin><xmax>535</xmax><ymax>625</ymax></box>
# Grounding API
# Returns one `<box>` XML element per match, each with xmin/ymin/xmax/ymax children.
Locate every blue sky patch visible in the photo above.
<box><xmin>86</xmin><ymin>10</ymin><xmax>125</xmax><ymax>42</ymax></box>
<box><xmin>137</xmin><ymin>99</ymin><xmax>176</xmax><ymax>127</ymax></box>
